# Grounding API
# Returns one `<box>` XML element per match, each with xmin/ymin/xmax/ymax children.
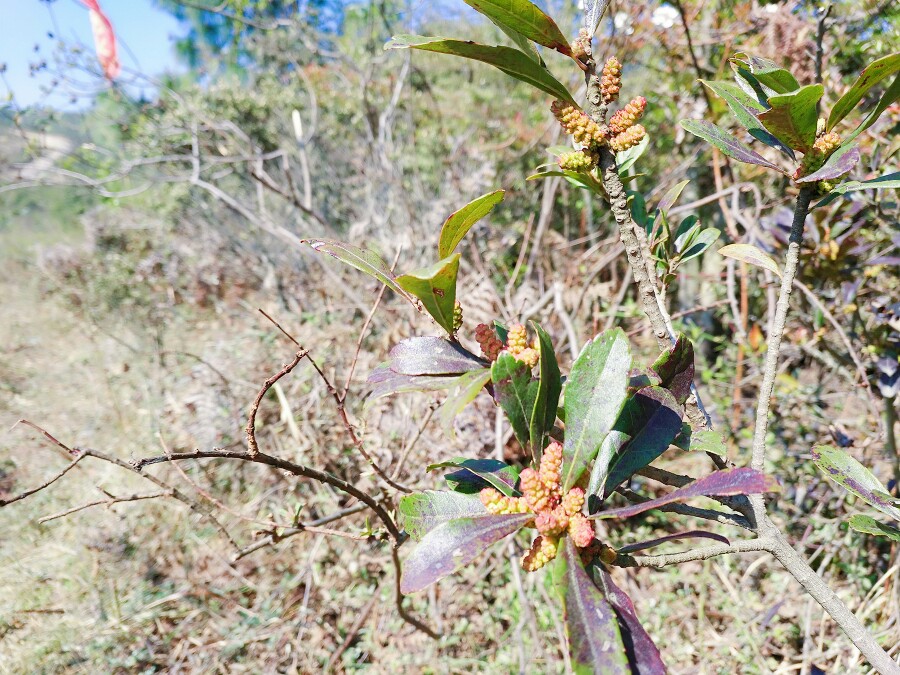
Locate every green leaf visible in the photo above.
<box><xmin>757</xmin><ymin>84</ymin><xmax>824</xmax><ymax>153</ymax></box>
<box><xmin>437</xmin><ymin>368</ymin><xmax>492</xmax><ymax>434</ymax></box>
<box><xmin>438</xmin><ymin>190</ymin><xmax>505</xmax><ymax>258</ymax></box>
<box><xmin>700</xmin><ymin>79</ymin><xmax>795</xmax><ymax>158</ymax></box>
<box><xmin>386</xmin><ymin>35</ymin><xmax>576</xmax><ymax>104</ymax></box>
<box><xmin>680</xmin><ymin>120</ymin><xmax>786</xmax><ymax>173</ymax></box>
<box><xmin>304</xmin><ymin>239</ymin><xmax>414</xmax><ymax>303</ymax></box>
<box><xmin>679</xmin><ymin>228</ymin><xmax>721</xmax><ymax>263</ymax></box>
<box><xmin>842</xmin><ymin>72</ymin><xmax>900</xmax><ymax>146</ymax></box>
<box><xmin>398</xmin><ymin>490</ymin><xmax>487</xmax><ymax>540</ymax></box>
<box><xmin>597</xmin><ymin>387</ymin><xmax>683</xmax><ymax>498</ymax></box>
<box><xmin>657</xmin><ymin>180</ymin><xmax>690</xmax><ymax>217</ymax></box>
<box><xmin>427</xmin><ymin>457</ymin><xmax>520</xmax><ymax>496</ymax></box>
<box><xmin>615</xmin><ymin>134</ymin><xmax>650</xmax><ymax>174</ymax></box>
<box><xmin>812</xmin><ymin>171</ymin><xmax>900</xmax><ymax>209</ymax></box>
<box><xmin>562</xmin><ymin>329</ymin><xmax>631</xmax><ymax>491</ymax></box>
<box><xmin>732</xmin><ymin>53</ymin><xmax>801</xmax><ymax>94</ymax></box>
<box><xmin>650</xmin><ymin>334</ymin><xmax>694</xmax><ymax>404</ymax></box>
<box><xmin>828</xmin><ymin>53</ymin><xmax>900</xmax><ymax>130</ymax></box>
<box><xmin>527</xmin><ymin>170</ymin><xmax>605</xmax><ymax>194</ymax></box>
<box><xmin>848</xmin><ymin>514</ymin><xmax>900</xmax><ymax>542</ymax></box>
<box><xmin>461</xmin><ymin>0</ymin><xmax>572</xmax><ymax>56</ymax></box>
<box><xmin>492</xmin><ymin>20</ymin><xmax>543</xmax><ymax>63</ymax></box>
<box><xmin>673</xmin><ymin>215</ymin><xmax>700</xmax><ymax>252</ymax></box>
<box><xmin>812</xmin><ymin>445</ymin><xmax>900</xmax><ymax>521</ymax></box>
<box><xmin>675</xmin><ymin>427</ymin><xmax>728</xmax><ymax>456</ymax></box>
<box><xmin>396</xmin><ymin>254</ymin><xmax>461</xmax><ymax>333</ymax></box>
<box><xmin>491</xmin><ymin>352</ymin><xmax>539</xmax><ymax>451</ymax></box>
<box><xmin>553</xmin><ymin>539</ymin><xmax>630</xmax><ymax>675</ymax></box>
<box><xmin>718</xmin><ymin>243</ymin><xmax>781</xmax><ymax>277</ymax></box>
<box><xmin>529</xmin><ymin>323</ymin><xmax>562</xmax><ymax>457</ymax></box>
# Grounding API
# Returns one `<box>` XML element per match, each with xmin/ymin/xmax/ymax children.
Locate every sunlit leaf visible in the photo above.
<box><xmin>680</xmin><ymin>228</ymin><xmax>721</xmax><ymax>263</ymax></box>
<box><xmin>386</xmin><ymin>35</ymin><xmax>576</xmax><ymax>104</ymax></box>
<box><xmin>397</xmin><ymin>254</ymin><xmax>460</xmax><ymax>333</ymax></box>
<box><xmin>461</xmin><ymin>0</ymin><xmax>572</xmax><ymax>55</ymax></box>
<box><xmin>828</xmin><ymin>53</ymin><xmax>900</xmax><ymax>130</ymax></box>
<box><xmin>582</xmin><ymin>0</ymin><xmax>611</xmax><ymax>37</ymax></box>
<box><xmin>680</xmin><ymin>120</ymin><xmax>786</xmax><ymax>173</ymax></box>
<box><xmin>365</xmin><ymin>365</ymin><xmax>458</xmax><ymax>403</ymax></box>
<box><xmin>553</xmin><ymin>539</ymin><xmax>630</xmax><ymax>675</ymax></box>
<box><xmin>757</xmin><ymin>84</ymin><xmax>824</xmax><ymax>153</ymax></box>
<box><xmin>304</xmin><ymin>239</ymin><xmax>415</xmax><ymax>302</ymax></box>
<box><xmin>813</xmin><ymin>171</ymin><xmax>900</xmax><ymax>208</ymax></box>
<box><xmin>591</xmin><ymin>468</ymin><xmax>777</xmax><ymax>520</ymax></box>
<box><xmin>812</xmin><ymin>445</ymin><xmax>900</xmax><ymax>521</ymax></box>
<box><xmin>427</xmin><ymin>457</ymin><xmax>520</xmax><ymax>496</ymax></box>
<box><xmin>400</xmin><ymin>513</ymin><xmax>531</xmax><ymax>593</ymax></box>
<box><xmin>718</xmin><ymin>243</ymin><xmax>782</xmax><ymax>277</ymax></box>
<box><xmin>843</xmin><ymin>73</ymin><xmax>900</xmax><ymax>145</ymax></box>
<box><xmin>398</xmin><ymin>490</ymin><xmax>486</xmax><ymax>540</ymax></box>
<box><xmin>438</xmin><ymin>190</ymin><xmax>505</xmax><ymax>258</ymax></box>
<box><xmin>650</xmin><ymin>334</ymin><xmax>695</xmax><ymax>404</ymax></box>
<box><xmin>562</xmin><ymin>329</ymin><xmax>631</xmax><ymax>491</ymax></box>
<box><xmin>675</xmin><ymin>426</ymin><xmax>728</xmax><ymax>456</ymax></box>
<box><xmin>848</xmin><ymin>514</ymin><xmax>900</xmax><ymax>542</ymax></box>
<box><xmin>437</xmin><ymin>368</ymin><xmax>492</xmax><ymax>434</ymax></box>
<box><xmin>657</xmin><ymin>180</ymin><xmax>690</xmax><ymax>217</ymax></box>
<box><xmin>732</xmin><ymin>53</ymin><xmax>800</xmax><ymax>94</ymax></box>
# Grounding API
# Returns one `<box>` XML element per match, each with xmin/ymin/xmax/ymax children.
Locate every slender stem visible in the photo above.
<box><xmin>614</xmin><ymin>537</ymin><xmax>769</xmax><ymax>569</ymax></box>
<box><xmin>750</xmin><ymin>187</ymin><xmax>814</xmax><ymax>472</ymax></box>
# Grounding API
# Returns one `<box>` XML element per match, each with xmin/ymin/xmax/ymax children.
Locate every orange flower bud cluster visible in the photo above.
<box><xmin>474</xmin><ymin>323</ymin><xmax>503</xmax><ymax>361</ymax></box>
<box><xmin>480</xmin><ymin>487</ymin><xmax>530</xmax><ymax>515</ymax></box>
<box><xmin>551</xmin><ymin>100</ymin><xmax>608</xmax><ymax>147</ymax></box>
<box><xmin>600</xmin><ymin>57</ymin><xmax>622</xmax><ymax>103</ymax></box>
<box><xmin>794</xmin><ymin>131</ymin><xmax>842</xmax><ymax>180</ymax></box>
<box><xmin>608</xmin><ymin>96</ymin><xmax>646</xmax><ymax>136</ymax></box>
<box><xmin>610</xmin><ymin>124</ymin><xmax>647</xmax><ymax>152</ymax></box>
<box><xmin>522</xmin><ymin>535</ymin><xmax>559</xmax><ymax>572</ymax></box>
<box><xmin>558</xmin><ymin>148</ymin><xmax>597</xmax><ymax>172</ymax></box>
<box><xmin>515</xmin><ymin>443</ymin><xmax>595</xmax><ymax>572</ymax></box>
<box><xmin>505</xmin><ymin>323</ymin><xmax>539</xmax><ymax>368</ymax></box>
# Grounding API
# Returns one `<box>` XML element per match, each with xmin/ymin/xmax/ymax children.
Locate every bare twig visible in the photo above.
<box><xmin>38</xmin><ymin>490</ymin><xmax>171</xmax><ymax>523</ymax></box>
<box><xmin>614</xmin><ymin>537</ymin><xmax>769</xmax><ymax>569</ymax></box>
<box><xmin>246</xmin><ymin>349</ymin><xmax>309</xmax><ymax>457</ymax></box>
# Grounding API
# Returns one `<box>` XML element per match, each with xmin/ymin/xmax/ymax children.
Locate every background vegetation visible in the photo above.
<box><xmin>1</xmin><ymin>0</ymin><xmax>898</xmax><ymax>672</ymax></box>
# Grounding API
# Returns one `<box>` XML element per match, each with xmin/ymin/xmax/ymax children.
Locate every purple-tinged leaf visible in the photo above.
<box><xmin>562</xmin><ymin>329</ymin><xmax>632</xmax><ymax>491</ymax></box>
<box><xmin>812</xmin><ymin>445</ymin><xmax>900</xmax><ymax>521</ymax></box>
<box><xmin>460</xmin><ymin>0</ymin><xmax>572</xmax><ymax>56</ymax></box>
<box><xmin>797</xmin><ymin>145</ymin><xmax>861</xmax><ymax>183</ymax></box>
<box><xmin>597</xmin><ymin>387</ymin><xmax>684</xmax><ymax>499</ymax></box>
<box><xmin>848</xmin><ymin>514</ymin><xmax>900</xmax><ymax>542</ymax></box>
<box><xmin>529</xmin><ymin>322</ymin><xmax>562</xmax><ymax>457</ymax></box>
<box><xmin>437</xmin><ymin>368</ymin><xmax>492</xmax><ymax>434</ymax></box>
<box><xmin>680</xmin><ymin>120</ymin><xmax>787</xmax><ymax>173</ymax></box>
<box><xmin>492</xmin><ymin>352</ymin><xmax>539</xmax><ymax>454</ymax></box>
<box><xmin>365</xmin><ymin>365</ymin><xmax>458</xmax><ymax>404</ymax></box>
<box><xmin>650</xmin><ymin>334</ymin><xmax>695</xmax><ymax>404</ymax></box>
<box><xmin>397</xmin><ymin>254</ymin><xmax>461</xmax><ymax>334</ymax></box>
<box><xmin>757</xmin><ymin>84</ymin><xmax>824</xmax><ymax>153</ymax></box>
<box><xmin>438</xmin><ymin>190</ymin><xmax>504</xmax><ymax>258</ymax></box>
<box><xmin>717</xmin><ymin>243</ymin><xmax>782</xmax><ymax>277</ymax></box>
<box><xmin>617</xmin><ymin>530</ymin><xmax>729</xmax><ymax>554</ymax></box>
<box><xmin>427</xmin><ymin>457</ymin><xmax>520</xmax><ymax>496</ymax></box>
<box><xmin>388</xmin><ymin>337</ymin><xmax>485</xmax><ymax>376</ymax></box>
<box><xmin>828</xmin><ymin>53</ymin><xmax>900</xmax><ymax>131</ymax></box>
<box><xmin>593</xmin><ymin>567</ymin><xmax>667</xmax><ymax>675</ymax></box>
<box><xmin>303</xmin><ymin>239</ymin><xmax>414</xmax><ymax>303</ymax></box>
<box><xmin>398</xmin><ymin>490</ymin><xmax>487</xmax><ymax>540</ymax></box>
<box><xmin>553</xmin><ymin>538</ymin><xmax>630</xmax><ymax>675</ymax></box>
<box><xmin>400</xmin><ymin>513</ymin><xmax>531</xmax><ymax>593</ymax></box>
<box><xmin>386</xmin><ymin>35</ymin><xmax>576</xmax><ymax>104</ymax></box>
<box><xmin>591</xmin><ymin>468</ymin><xmax>777</xmax><ymax>520</ymax></box>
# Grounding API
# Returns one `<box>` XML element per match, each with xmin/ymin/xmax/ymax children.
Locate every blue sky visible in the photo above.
<box><xmin>1</xmin><ymin>0</ymin><xmax>186</xmax><ymax>108</ymax></box>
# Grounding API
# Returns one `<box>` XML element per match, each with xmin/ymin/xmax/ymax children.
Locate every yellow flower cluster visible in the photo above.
<box><xmin>600</xmin><ymin>56</ymin><xmax>622</xmax><ymax>103</ymax></box>
<box><xmin>610</xmin><ymin>124</ymin><xmax>647</xmax><ymax>153</ymax></box>
<box><xmin>505</xmin><ymin>323</ymin><xmax>539</xmax><ymax>368</ymax></box>
<box><xmin>558</xmin><ymin>148</ymin><xmax>598</xmax><ymax>172</ymax></box>
<box><xmin>550</xmin><ymin>100</ymin><xmax>608</xmax><ymax>147</ymax></box>
<box><xmin>608</xmin><ymin>96</ymin><xmax>646</xmax><ymax>136</ymax></box>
